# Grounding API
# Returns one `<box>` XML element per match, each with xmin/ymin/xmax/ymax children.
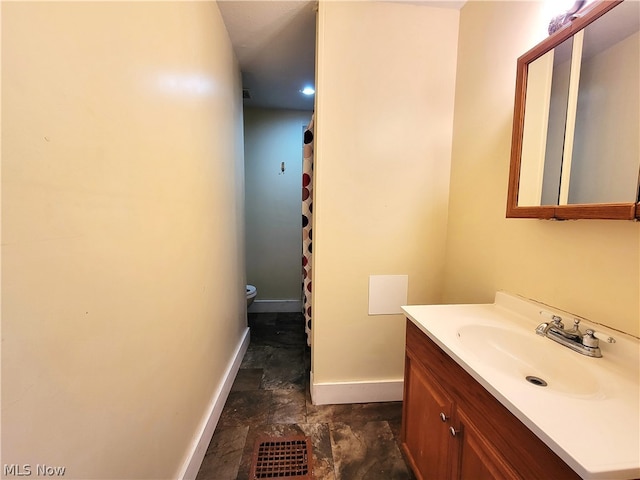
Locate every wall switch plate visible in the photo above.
<box><xmin>368</xmin><ymin>275</ymin><xmax>408</xmax><ymax>315</ymax></box>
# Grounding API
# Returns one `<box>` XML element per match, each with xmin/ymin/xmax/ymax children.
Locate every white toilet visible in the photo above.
<box><xmin>246</xmin><ymin>284</ymin><xmax>257</xmax><ymax>307</ymax></box>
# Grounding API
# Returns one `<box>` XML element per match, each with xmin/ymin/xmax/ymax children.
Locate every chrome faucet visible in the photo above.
<box><xmin>536</xmin><ymin>311</ymin><xmax>615</xmax><ymax>358</ymax></box>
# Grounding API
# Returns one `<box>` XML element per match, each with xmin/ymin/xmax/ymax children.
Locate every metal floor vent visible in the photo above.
<box><xmin>249</xmin><ymin>436</ymin><xmax>312</xmax><ymax>479</ymax></box>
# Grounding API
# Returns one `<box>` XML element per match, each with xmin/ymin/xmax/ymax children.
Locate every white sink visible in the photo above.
<box><xmin>402</xmin><ymin>292</ymin><xmax>640</xmax><ymax>480</ymax></box>
<box><xmin>456</xmin><ymin>324</ymin><xmax>603</xmax><ymax>397</ymax></box>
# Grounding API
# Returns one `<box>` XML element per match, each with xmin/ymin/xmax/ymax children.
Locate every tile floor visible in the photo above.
<box><xmin>196</xmin><ymin>312</ymin><xmax>416</xmax><ymax>480</ymax></box>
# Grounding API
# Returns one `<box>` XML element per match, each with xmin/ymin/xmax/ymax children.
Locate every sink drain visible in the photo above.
<box><xmin>525</xmin><ymin>375</ymin><xmax>548</xmax><ymax>387</ymax></box>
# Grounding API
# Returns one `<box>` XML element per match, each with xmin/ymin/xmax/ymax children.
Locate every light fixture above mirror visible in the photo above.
<box><xmin>548</xmin><ymin>0</ymin><xmax>586</xmax><ymax>35</ymax></box>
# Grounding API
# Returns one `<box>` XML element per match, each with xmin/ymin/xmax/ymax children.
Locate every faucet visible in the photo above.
<box><xmin>536</xmin><ymin>311</ymin><xmax>615</xmax><ymax>358</ymax></box>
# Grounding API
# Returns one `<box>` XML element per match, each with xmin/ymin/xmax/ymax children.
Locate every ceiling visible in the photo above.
<box><xmin>218</xmin><ymin>0</ymin><xmax>467</xmax><ymax>112</ymax></box>
<box><xmin>218</xmin><ymin>0</ymin><xmax>317</xmax><ymax>111</ymax></box>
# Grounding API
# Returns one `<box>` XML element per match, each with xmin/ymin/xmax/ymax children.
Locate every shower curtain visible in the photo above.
<box><xmin>302</xmin><ymin>114</ymin><xmax>314</xmax><ymax>347</ymax></box>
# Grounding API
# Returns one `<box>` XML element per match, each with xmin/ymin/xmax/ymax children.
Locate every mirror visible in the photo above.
<box><xmin>507</xmin><ymin>0</ymin><xmax>639</xmax><ymax>220</ymax></box>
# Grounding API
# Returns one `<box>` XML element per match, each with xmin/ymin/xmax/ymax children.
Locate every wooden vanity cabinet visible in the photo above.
<box><xmin>401</xmin><ymin>320</ymin><xmax>580</xmax><ymax>480</ymax></box>
<box><xmin>403</xmin><ymin>350</ymin><xmax>454</xmax><ymax>478</ymax></box>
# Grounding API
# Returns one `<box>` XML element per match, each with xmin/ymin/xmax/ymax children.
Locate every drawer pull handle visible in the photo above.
<box><xmin>449</xmin><ymin>426</ymin><xmax>460</xmax><ymax>437</ymax></box>
<box><xmin>440</xmin><ymin>412</ymin><xmax>449</xmax><ymax>422</ymax></box>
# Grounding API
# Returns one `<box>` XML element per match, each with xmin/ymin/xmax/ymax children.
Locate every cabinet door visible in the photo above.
<box><xmin>452</xmin><ymin>408</ymin><xmax>519</xmax><ymax>480</ymax></box>
<box><xmin>403</xmin><ymin>321</ymin><xmax>580</xmax><ymax>480</ymax></box>
<box><xmin>402</xmin><ymin>353</ymin><xmax>455</xmax><ymax>480</ymax></box>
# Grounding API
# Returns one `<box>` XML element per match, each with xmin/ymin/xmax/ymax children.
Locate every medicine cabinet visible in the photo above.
<box><xmin>506</xmin><ymin>0</ymin><xmax>639</xmax><ymax>220</ymax></box>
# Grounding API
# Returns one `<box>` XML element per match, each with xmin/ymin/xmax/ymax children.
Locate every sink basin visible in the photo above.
<box><xmin>403</xmin><ymin>293</ymin><xmax>640</xmax><ymax>479</ymax></box>
<box><xmin>456</xmin><ymin>324</ymin><xmax>603</xmax><ymax>397</ymax></box>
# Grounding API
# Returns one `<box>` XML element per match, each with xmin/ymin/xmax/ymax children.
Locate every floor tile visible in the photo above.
<box><xmin>330</xmin><ymin>421</ymin><xmax>413</xmax><ymax>480</ymax></box>
<box><xmin>195</xmin><ymin>426</ymin><xmax>248</xmax><ymax>480</ymax></box>
<box><xmin>195</xmin><ymin>312</ymin><xmax>414</xmax><ymax>480</ymax></box>
<box><xmin>261</xmin><ymin>364</ymin><xmax>306</xmax><ymax>391</ymax></box>
<box><xmin>269</xmin><ymin>389</ymin><xmax>307</xmax><ymax>424</ymax></box>
<box><xmin>217</xmin><ymin>390</ymin><xmax>272</xmax><ymax>428</ymax></box>
<box><xmin>230</xmin><ymin>368</ymin><xmax>263</xmax><ymax>392</ymax></box>
<box><xmin>298</xmin><ymin>422</ymin><xmax>336</xmax><ymax>480</ymax></box>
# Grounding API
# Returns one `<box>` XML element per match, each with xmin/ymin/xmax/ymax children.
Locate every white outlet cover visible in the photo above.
<box><xmin>368</xmin><ymin>275</ymin><xmax>408</xmax><ymax>315</ymax></box>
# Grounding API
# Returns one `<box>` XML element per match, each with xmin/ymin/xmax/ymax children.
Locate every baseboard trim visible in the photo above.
<box><xmin>176</xmin><ymin>327</ymin><xmax>250</xmax><ymax>480</ymax></box>
<box><xmin>310</xmin><ymin>372</ymin><xmax>404</xmax><ymax>405</ymax></box>
<box><xmin>248</xmin><ymin>299</ymin><xmax>302</xmax><ymax>313</ymax></box>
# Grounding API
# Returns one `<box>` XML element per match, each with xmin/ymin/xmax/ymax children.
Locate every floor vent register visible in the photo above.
<box><xmin>249</xmin><ymin>436</ymin><xmax>313</xmax><ymax>479</ymax></box>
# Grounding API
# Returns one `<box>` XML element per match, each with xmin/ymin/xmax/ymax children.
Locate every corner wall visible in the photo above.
<box><xmin>1</xmin><ymin>2</ymin><xmax>246</xmax><ymax>477</ymax></box>
<box><xmin>443</xmin><ymin>0</ymin><xmax>640</xmax><ymax>336</ymax></box>
<box><xmin>312</xmin><ymin>1</ymin><xmax>459</xmax><ymax>400</ymax></box>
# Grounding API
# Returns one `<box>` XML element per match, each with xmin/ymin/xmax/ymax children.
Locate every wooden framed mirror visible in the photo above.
<box><xmin>506</xmin><ymin>0</ymin><xmax>639</xmax><ymax>220</ymax></box>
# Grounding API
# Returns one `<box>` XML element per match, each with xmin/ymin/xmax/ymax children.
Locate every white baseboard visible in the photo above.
<box><xmin>248</xmin><ymin>299</ymin><xmax>302</xmax><ymax>313</ymax></box>
<box><xmin>310</xmin><ymin>372</ymin><xmax>404</xmax><ymax>405</ymax></box>
<box><xmin>176</xmin><ymin>327</ymin><xmax>250</xmax><ymax>480</ymax></box>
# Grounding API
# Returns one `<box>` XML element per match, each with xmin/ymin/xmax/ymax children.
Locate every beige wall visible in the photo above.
<box><xmin>313</xmin><ymin>1</ymin><xmax>459</xmax><ymax>384</ymax></box>
<box><xmin>244</xmin><ymin>108</ymin><xmax>312</xmax><ymax>301</ymax></box>
<box><xmin>443</xmin><ymin>0</ymin><xmax>640</xmax><ymax>336</ymax></box>
<box><xmin>1</xmin><ymin>2</ymin><xmax>246</xmax><ymax>478</ymax></box>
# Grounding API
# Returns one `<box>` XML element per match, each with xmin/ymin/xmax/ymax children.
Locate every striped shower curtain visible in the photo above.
<box><xmin>302</xmin><ymin>114</ymin><xmax>314</xmax><ymax>347</ymax></box>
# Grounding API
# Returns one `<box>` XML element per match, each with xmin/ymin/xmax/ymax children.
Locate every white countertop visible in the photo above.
<box><xmin>402</xmin><ymin>291</ymin><xmax>640</xmax><ymax>480</ymax></box>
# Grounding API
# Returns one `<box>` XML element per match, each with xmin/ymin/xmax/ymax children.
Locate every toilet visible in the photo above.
<box><xmin>246</xmin><ymin>284</ymin><xmax>257</xmax><ymax>307</ymax></box>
